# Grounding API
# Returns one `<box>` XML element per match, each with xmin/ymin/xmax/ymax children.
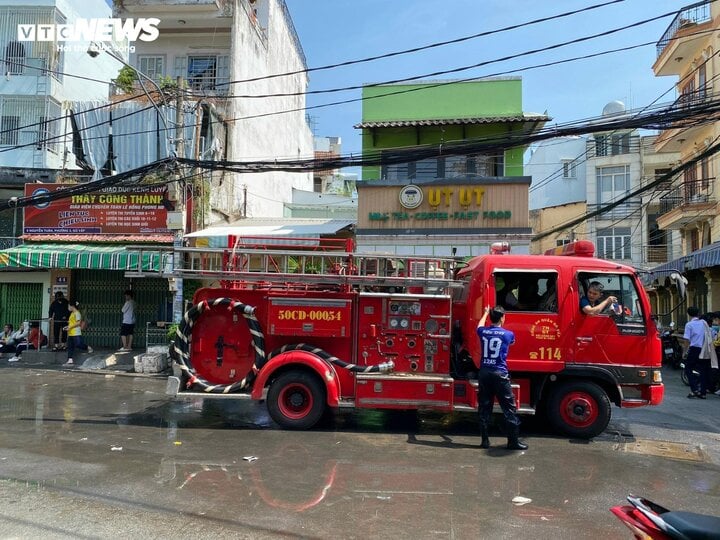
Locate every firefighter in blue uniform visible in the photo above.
<box><xmin>476</xmin><ymin>305</ymin><xmax>528</xmax><ymax>450</ymax></box>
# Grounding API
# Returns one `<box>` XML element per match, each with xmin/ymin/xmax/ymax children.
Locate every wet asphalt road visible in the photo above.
<box><xmin>0</xmin><ymin>365</ymin><xmax>718</xmax><ymax>539</ymax></box>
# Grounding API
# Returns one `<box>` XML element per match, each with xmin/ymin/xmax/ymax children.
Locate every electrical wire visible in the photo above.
<box><xmin>529</xmin><ymin>50</ymin><xmax>720</xmax><ymax>195</ymax></box>
<box><xmin>11</xmin><ymin>37</ymin><xmax>686</xmax><ymax>161</ymax></box>
<box><xmin>533</xmin><ymin>134</ymin><xmax>720</xmax><ymax>241</ymax></box>
<box><xmin>219</xmin><ymin>0</ymin><xmax>628</xmax><ymax>86</ymax></box>
<box><xmin>9</xmin><ymin>17</ymin><xmax>716</xmax><ymax>158</ymax></box>
<box><xmin>218</xmin><ymin>10</ymin><xmax>678</xmax><ymax>100</ymax></box>
<box><xmin>6</xmin><ymin>94</ymin><xmax>720</xmax><ymax>222</ymax></box>
<box><xmin>529</xmin><ymin>63</ymin><xmax>720</xmax><ymax>244</ymax></box>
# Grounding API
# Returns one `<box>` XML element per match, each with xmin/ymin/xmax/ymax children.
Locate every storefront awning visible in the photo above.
<box><xmin>645</xmin><ymin>241</ymin><xmax>720</xmax><ymax>284</ymax></box>
<box><xmin>0</xmin><ymin>243</ymin><xmax>163</xmax><ymax>271</ymax></box>
<box><xmin>186</xmin><ymin>218</ymin><xmax>355</xmax><ymax>247</ymax></box>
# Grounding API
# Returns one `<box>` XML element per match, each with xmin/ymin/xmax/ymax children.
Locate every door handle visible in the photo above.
<box><xmin>577</xmin><ymin>337</ymin><xmax>593</xmax><ymax>342</ymax></box>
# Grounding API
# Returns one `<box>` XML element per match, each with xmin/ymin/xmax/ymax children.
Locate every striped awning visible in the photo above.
<box><xmin>0</xmin><ymin>243</ymin><xmax>164</xmax><ymax>271</ymax></box>
<box><xmin>643</xmin><ymin>241</ymin><xmax>720</xmax><ymax>285</ymax></box>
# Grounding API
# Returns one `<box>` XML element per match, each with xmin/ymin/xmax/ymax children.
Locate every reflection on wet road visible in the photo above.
<box><xmin>0</xmin><ymin>368</ymin><xmax>718</xmax><ymax>539</ymax></box>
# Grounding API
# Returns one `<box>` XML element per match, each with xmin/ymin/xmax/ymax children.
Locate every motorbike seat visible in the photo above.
<box><xmin>662</xmin><ymin>511</ymin><xmax>720</xmax><ymax>540</ymax></box>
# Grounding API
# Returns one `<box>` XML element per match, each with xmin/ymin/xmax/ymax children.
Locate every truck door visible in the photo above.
<box><xmin>492</xmin><ymin>269</ymin><xmax>567</xmax><ymax>371</ymax></box>
<box><xmin>572</xmin><ymin>272</ymin><xmax>651</xmax><ymax>366</ymax></box>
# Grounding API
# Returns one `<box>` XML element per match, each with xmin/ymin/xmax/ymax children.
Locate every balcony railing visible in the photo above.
<box><xmin>656</xmin><ymin>1</ymin><xmax>711</xmax><ymax>58</ymax></box>
<box><xmin>187</xmin><ymin>75</ymin><xmax>229</xmax><ymax>96</ymax></box>
<box><xmin>659</xmin><ymin>177</ymin><xmax>715</xmax><ymax>214</ymax></box>
<box><xmin>674</xmin><ymin>85</ymin><xmax>713</xmax><ymax>109</ymax></box>
<box><xmin>646</xmin><ymin>244</ymin><xmax>671</xmax><ymax>264</ymax></box>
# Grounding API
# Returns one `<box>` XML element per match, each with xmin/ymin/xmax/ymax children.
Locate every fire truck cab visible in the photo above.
<box><xmin>159</xmin><ymin>240</ymin><xmax>663</xmax><ymax>439</ymax></box>
<box><xmin>452</xmin><ymin>240</ymin><xmax>663</xmax><ymax>437</ymax></box>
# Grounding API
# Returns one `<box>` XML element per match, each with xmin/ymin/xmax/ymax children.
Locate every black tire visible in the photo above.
<box><xmin>681</xmin><ymin>369</ymin><xmax>689</xmax><ymax>386</ymax></box>
<box><xmin>267</xmin><ymin>370</ymin><xmax>326</xmax><ymax>430</ymax></box>
<box><xmin>546</xmin><ymin>381</ymin><xmax>611</xmax><ymax>439</ymax></box>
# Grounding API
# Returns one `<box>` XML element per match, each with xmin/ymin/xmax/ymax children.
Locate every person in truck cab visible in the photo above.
<box><xmin>476</xmin><ymin>305</ymin><xmax>528</xmax><ymax>451</ymax></box>
<box><xmin>580</xmin><ymin>281</ymin><xmax>618</xmax><ymax>316</ymax></box>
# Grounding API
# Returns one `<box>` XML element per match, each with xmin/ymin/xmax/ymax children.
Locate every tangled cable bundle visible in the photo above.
<box><xmin>170</xmin><ymin>298</ymin><xmax>394</xmax><ymax>394</ymax></box>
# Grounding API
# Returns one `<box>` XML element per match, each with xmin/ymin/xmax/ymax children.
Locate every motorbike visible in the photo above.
<box><xmin>611</xmin><ymin>495</ymin><xmax>720</xmax><ymax>539</ymax></box>
<box><xmin>659</xmin><ymin>322</ymin><xmax>683</xmax><ymax>370</ymax></box>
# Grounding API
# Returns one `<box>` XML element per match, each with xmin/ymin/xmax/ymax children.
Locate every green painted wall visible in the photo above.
<box><xmin>362</xmin><ymin>79</ymin><xmax>522</xmax><ymax>121</ymax></box>
<box><xmin>360</xmin><ymin>79</ymin><xmax>534</xmax><ymax>180</ymax></box>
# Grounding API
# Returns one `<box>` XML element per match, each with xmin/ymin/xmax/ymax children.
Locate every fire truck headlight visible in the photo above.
<box><xmin>652</xmin><ymin>370</ymin><xmax>662</xmax><ymax>383</ymax></box>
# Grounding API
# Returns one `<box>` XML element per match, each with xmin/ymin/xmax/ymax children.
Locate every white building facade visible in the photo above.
<box><xmin>527</xmin><ymin>102</ymin><xmax>680</xmax><ymax>269</ymax></box>
<box><xmin>527</xmin><ymin>136</ymin><xmax>587</xmax><ymax>212</ymax></box>
<box><xmin>116</xmin><ymin>0</ymin><xmax>313</xmax><ymax>222</ymax></box>
<box><xmin>0</xmin><ymin>0</ymin><xmax>116</xmax><ymax>170</ymax></box>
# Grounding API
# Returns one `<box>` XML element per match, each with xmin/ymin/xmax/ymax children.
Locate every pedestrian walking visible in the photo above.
<box><xmin>683</xmin><ymin>306</ymin><xmax>711</xmax><ymax>398</ymax></box>
<box><xmin>49</xmin><ymin>291</ymin><xmax>70</xmax><ymax>351</ymax></box>
<box><xmin>63</xmin><ymin>301</ymin><xmax>92</xmax><ymax>366</ymax></box>
<box><xmin>476</xmin><ymin>305</ymin><xmax>528</xmax><ymax>450</ymax></box>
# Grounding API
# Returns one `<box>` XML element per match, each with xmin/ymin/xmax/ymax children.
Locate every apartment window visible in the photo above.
<box><xmin>597</xmin><ymin>227</ymin><xmax>632</xmax><ymax>260</ymax></box>
<box><xmin>383</xmin><ymin>152</ymin><xmax>504</xmax><ymax>180</ymax></box>
<box><xmin>595</xmin><ymin>134</ymin><xmax>630</xmax><ymax>156</ymax></box>
<box><xmin>698</xmin><ymin>63</ymin><xmax>707</xmax><ymax>99</ymax></box>
<box><xmin>188</xmin><ymin>56</ymin><xmax>217</xmax><ymax>91</ymax></box>
<box><xmin>700</xmin><ymin>157</ymin><xmax>711</xmax><ymax>190</ymax></box>
<box><xmin>37</xmin><ymin>115</ymin><xmax>59</xmax><ymax>152</ymax></box>
<box><xmin>0</xmin><ymin>116</ymin><xmax>19</xmax><ymax>145</ymax></box>
<box><xmin>597</xmin><ymin>165</ymin><xmax>630</xmax><ymax>207</ymax></box>
<box><xmin>37</xmin><ymin>116</ymin><xmax>48</xmax><ymax>148</ymax></box>
<box><xmin>138</xmin><ymin>55</ymin><xmax>164</xmax><ymax>81</ymax></box>
<box><xmin>654</xmin><ymin>167</ymin><xmax>672</xmax><ymax>189</ymax></box>
<box><xmin>4</xmin><ymin>41</ymin><xmax>25</xmax><ymax>75</ymax></box>
<box><xmin>689</xmin><ymin>229</ymin><xmax>700</xmax><ymax>252</ymax></box>
<box><xmin>680</xmin><ymin>78</ymin><xmax>696</xmax><ymax>107</ymax></box>
<box><xmin>468</xmin><ymin>152</ymin><xmax>504</xmax><ymax>176</ymax></box>
<box><xmin>562</xmin><ymin>159</ymin><xmax>576</xmax><ymax>178</ymax></box>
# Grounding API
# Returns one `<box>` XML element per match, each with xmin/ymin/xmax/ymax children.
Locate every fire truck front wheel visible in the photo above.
<box><xmin>267</xmin><ymin>370</ymin><xmax>327</xmax><ymax>430</ymax></box>
<box><xmin>546</xmin><ymin>381</ymin><xmax>611</xmax><ymax>439</ymax></box>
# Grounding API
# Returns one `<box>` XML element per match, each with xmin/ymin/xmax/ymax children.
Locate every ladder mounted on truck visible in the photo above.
<box><xmin>123</xmin><ymin>237</ymin><xmax>463</xmax><ymax>292</ymax></box>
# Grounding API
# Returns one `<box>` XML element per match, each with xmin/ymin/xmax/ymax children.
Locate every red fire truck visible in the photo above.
<box><xmin>151</xmin><ymin>238</ymin><xmax>663</xmax><ymax>438</ymax></box>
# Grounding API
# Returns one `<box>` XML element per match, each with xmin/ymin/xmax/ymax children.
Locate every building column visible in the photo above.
<box><xmin>703</xmin><ymin>269</ymin><xmax>720</xmax><ymax>313</ymax></box>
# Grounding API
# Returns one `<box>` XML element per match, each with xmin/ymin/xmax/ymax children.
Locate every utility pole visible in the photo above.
<box><xmin>172</xmin><ymin>76</ymin><xmax>185</xmax><ymax>323</ymax></box>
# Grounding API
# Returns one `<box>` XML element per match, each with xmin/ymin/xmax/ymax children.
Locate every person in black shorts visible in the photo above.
<box><xmin>120</xmin><ymin>290</ymin><xmax>136</xmax><ymax>351</ymax></box>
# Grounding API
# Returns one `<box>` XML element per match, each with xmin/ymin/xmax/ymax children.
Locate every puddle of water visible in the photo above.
<box><xmin>618</xmin><ymin>439</ymin><xmax>708</xmax><ymax>462</ymax></box>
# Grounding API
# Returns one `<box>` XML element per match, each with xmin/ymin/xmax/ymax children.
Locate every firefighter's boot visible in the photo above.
<box><xmin>479</xmin><ymin>423</ymin><xmax>490</xmax><ymax>449</ymax></box>
<box><xmin>506</xmin><ymin>425</ymin><xmax>528</xmax><ymax>451</ymax></box>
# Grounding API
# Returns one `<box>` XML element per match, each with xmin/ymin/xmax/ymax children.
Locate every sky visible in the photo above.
<box><xmin>284</xmin><ymin>0</ymin><xmax>696</xmax><ymax>160</ymax></box>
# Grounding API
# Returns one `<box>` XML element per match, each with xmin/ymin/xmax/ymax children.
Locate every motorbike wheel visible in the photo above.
<box><xmin>681</xmin><ymin>369</ymin><xmax>689</xmax><ymax>386</ymax></box>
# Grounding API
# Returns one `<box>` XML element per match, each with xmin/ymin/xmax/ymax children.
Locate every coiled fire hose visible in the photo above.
<box><xmin>170</xmin><ymin>298</ymin><xmax>394</xmax><ymax>394</ymax></box>
<box><xmin>267</xmin><ymin>343</ymin><xmax>394</xmax><ymax>373</ymax></box>
<box><xmin>171</xmin><ymin>298</ymin><xmax>265</xmax><ymax>394</ymax></box>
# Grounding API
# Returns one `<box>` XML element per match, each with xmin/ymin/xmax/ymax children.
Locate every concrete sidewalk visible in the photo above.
<box><xmin>0</xmin><ymin>347</ymin><xmax>169</xmax><ymax>377</ymax></box>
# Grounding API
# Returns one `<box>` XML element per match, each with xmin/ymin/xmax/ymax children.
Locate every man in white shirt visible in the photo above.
<box><xmin>683</xmin><ymin>306</ymin><xmax>708</xmax><ymax>399</ymax></box>
<box><xmin>120</xmin><ymin>290</ymin><xmax>136</xmax><ymax>351</ymax></box>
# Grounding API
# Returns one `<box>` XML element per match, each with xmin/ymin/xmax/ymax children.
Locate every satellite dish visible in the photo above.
<box><xmin>602</xmin><ymin>100</ymin><xmax>626</xmax><ymax>116</ymax></box>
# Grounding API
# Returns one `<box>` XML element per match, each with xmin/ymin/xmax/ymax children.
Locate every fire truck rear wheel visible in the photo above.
<box><xmin>267</xmin><ymin>370</ymin><xmax>326</xmax><ymax>430</ymax></box>
<box><xmin>546</xmin><ymin>381</ymin><xmax>611</xmax><ymax>439</ymax></box>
